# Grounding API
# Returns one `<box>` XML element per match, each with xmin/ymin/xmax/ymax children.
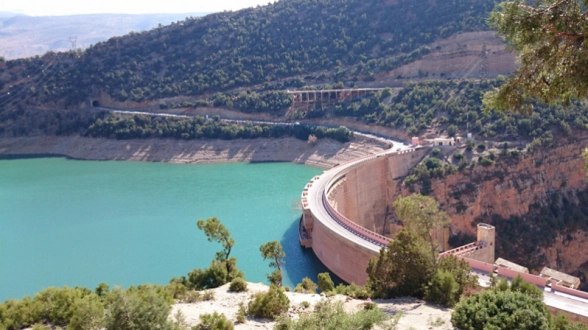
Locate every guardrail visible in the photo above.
<box><xmin>315</xmin><ymin>149</ymin><xmax>420</xmax><ymax>247</ymax></box>
<box><xmin>322</xmin><ymin>193</ymin><xmax>390</xmax><ymax>247</ymax></box>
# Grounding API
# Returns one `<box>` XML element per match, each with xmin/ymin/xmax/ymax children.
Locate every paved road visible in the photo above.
<box><xmin>94</xmin><ymin>107</ymin><xmax>403</xmax><ymax>145</ymax></box>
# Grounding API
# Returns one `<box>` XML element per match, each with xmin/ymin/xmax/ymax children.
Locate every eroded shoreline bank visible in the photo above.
<box><xmin>0</xmin><ymin>135</ymin><xmax>390</xmax><ymax>169</ymax></box>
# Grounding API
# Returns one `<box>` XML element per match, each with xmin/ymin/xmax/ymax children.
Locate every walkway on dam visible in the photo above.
<box><xmin>305</xmin><ymin>143</ymin><xmax>412</xmax><ymax>253</ymax></box>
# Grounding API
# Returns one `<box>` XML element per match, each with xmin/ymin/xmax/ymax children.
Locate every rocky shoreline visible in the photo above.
<box><xmin>0</xmin><ymin>135</ymin><xmax>390</xmax><ymax>169</ymax></box>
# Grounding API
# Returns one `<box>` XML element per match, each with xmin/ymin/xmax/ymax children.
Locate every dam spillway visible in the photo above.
<box><xmin>300</xmin><ymin>147</ymin><xmax>429</xmax><ymax>285</ymax></box>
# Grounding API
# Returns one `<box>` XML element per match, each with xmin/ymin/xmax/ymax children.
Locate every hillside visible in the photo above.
<box><xmin>0</xmin><ymin>0</ymin><xmax>502</xmax><ymax>111</ymax></box>
<box><xmin>3</xmin><ymin>0</ymin><xmax>588</xmax><ymax>290</ymax></box>
<box><xmin>0</xmin><ymin>13</ymin><xmax>207</xmax><ymax>60</ymax></box>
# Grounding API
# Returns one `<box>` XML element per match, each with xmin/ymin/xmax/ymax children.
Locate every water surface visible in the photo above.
<box><xmin>0</xmin><ymin>157</ymin><xmax>329</xmax><ymax>301</ymax></box>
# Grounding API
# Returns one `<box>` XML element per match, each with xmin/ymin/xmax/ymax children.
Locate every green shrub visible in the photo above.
<box><xmin>447</xmin><ymin>125</ymin><xmax>458</xmax><ymax>137</ymax></box>
<box><xmin>180</xmin><ymin>291</ymin><xmax>202</xmax><ymax>303</ymax></box>
<box><xmin>247</xmin><ymin>285</ymin><xmax>290</xmax><ymax>320</ymax></box>
<box><xmin>424</xmin><ymin>270</ymin><xmax>460</xmax><ymax>307</ymax></box>
<box><xmin>451</xmin><ymin>290</ymin><xmax>549</xmax><ymax>330</ymax></box>
<box><xmin>317</xmin><ymin>272</ymin><xmax>335</xmax><ymax>293</ymax></box>
<box><xmin>274</xmin><ymin>300</ymin><xmax>391</xmax><ymax>330</ymax></box>
<box><xmin>335</xmin><ymin>283</ymin><xmax>372</xmax><ymax>299</ymax></box>
<box><xmin>236</xmin><ymin>303</ymin><xmax>246</xmax><ymax>324</ymax></box>
<box><xmin>229</xmin><ymin>278</ymin><xmax>248</xmax><ymax>292</ymax></box>
<box><xmin>202</xmin><ymin>290</ymin><xmax>215</xmax><ymax>301</ymax></box>
<box><xmin>68</xmin><ymin>294</ymin><xmax>105</xmax><ymax>330</ymax></box>
<box><xmin>465</xmin><ymin>139</ymin><xmax>475</xmax><ymax>151</ymax></box>
<box><xmin>479</xmin><ymin>157</ymin><xmax>494</xmax><ymax>167</ymax></box>
<box><xmin>193</xmin><ymin>312</ymin><xmax>234</xmax><ymax>330</ymax></box>
<box><xmin>294</xmin><ymin>277</ymin><xmax>318</xmax><ymax>294</ymax></box>
<box><xmin>267</xmin><ymin>270</ymin><xmax>283</xmax><ymax>288</ymax></box>
<box><xmin>103</xmin><ymin>286</ymin><xmax>173</xmax><ymax>330</ymax></box>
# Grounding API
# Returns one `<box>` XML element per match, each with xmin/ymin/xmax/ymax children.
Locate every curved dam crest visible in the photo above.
<box><xmin>301</xmin><ymin>147</ymin><xmax>430</xmax><ymax>285</ymax></box>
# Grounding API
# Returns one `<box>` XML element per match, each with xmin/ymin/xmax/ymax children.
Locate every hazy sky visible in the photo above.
<box><xmin>0</xmin><ymin>0</ymin><xmax>275</xmax><ymax>16</ymax></box>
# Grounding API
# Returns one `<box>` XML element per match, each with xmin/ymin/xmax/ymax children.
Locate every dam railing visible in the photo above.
<box><xmin>319</xmin><ymin>148</ymin><xmax>420</xmax><ymax>247</ymax></box>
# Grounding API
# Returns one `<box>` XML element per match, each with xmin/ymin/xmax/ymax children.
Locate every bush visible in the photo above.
<box><xmin>267</xmin><ymin>270</ymin><xmax>283</xmax><ymax>288</ymax></box>
<box><xmin>424</xmin><ymin>270</ymin><xmax>460</xmax><ymax>307</ymax></box>
<box><xmin>451</xmin><ymin>290</ymin><xmax>549</xmax><ymax>330</ymax></box>
<box><xmin>317</xmin><ymin>272</ymin><xmax>335</xmax><ymax>293</ymax></box>
<box><xmin>447</xmin><ymin>125</ymin><xmax>458</xmax><ymax>137</ymax></box>
<box><xmin>247</xmin><ymin>285</ymin><xmax>290</xmax><ymax>320</ymax></box>
<box><xmin>179</xmin><ymin>291</ymin><xmax>203</xmax><ymax>303</ymax></box>
<box><xmin>294</xmin><ymin>277</ymin><xmax>318</xmax><ymax>294</ymax></box>
<box><xmin>229</xmin><ymin>278</ymin><xmax>248</xmax><ymax>292</ymax></box>
<box><xmin>465</xmin><ymin>139</ymin><xmax>475</xmax><ymax>151</ymax></box>
<box><xmin>194</xmin><ymin>312</ymin><xmax>234</xmax><ymax>330</ymax></box>
<box><xmin>335</xmin><ymin>283</ymin><xmax>372</xmax><ymax>299</ymax></box>
<box><xmin>104</xmin><ymin>286</ymin><xmax>174</xmax><ymax>330</ymax></box>
<box><xmin>236</xmin><ymin>303</ymin><xmax>246</xmax><ymax>324</ymax></box>
<box><xmin>274</xmin><ymin>300</ymin><xmax>392</xmax><ymax>330</ymax></box>
<box><xmin>479</xmin><ymin>157</ymin><xmax>494</xmax><ymax>167</ymax></box>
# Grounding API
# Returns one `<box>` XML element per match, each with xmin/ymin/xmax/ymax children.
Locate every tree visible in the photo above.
<box><xmin>186</xmin><ymin>217</ymin><xmax>243</xmax><ymax>289</ymax></box>
<box><xmin>393</xmin><ymin>194</ymin><xmax>450</xmax><ymax>263</ymax></box>
<box><xmin>260</xmin><ymin>241</ymin><xmax>286</xmax><ymax>287</ymax></box>
<box><xmin>366</xmin><ymin>227</ymin><xmax>435</xmax><ymax>298</ymax></box>
<box><xmin>484</xmin><ymin>0</ymin><xmax>588</xmax><ymax>113</ymax></box>
<box><xmin>197</xmin><ymin>217</ymin><xmax>234</xmax><ymax>262</ymax></box>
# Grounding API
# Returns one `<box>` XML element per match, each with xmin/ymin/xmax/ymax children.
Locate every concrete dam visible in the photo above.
<box><xmin>299</xmin><ymin>147</ymin><xmax>429</xmax><ymax>285</ymax></box>
<box><xmin>298</xmin><ymin>144</ymin><xmax>588</xmax><ymax>324</ymax></box>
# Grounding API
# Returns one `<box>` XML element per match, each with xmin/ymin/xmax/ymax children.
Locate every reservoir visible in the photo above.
<box><xmin>0</xmin><ymin>157</ymin><xmax>327</xmax><ymax>301</ymax></box>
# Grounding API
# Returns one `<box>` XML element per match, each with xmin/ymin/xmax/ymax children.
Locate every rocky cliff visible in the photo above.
<box><xmin>401</xmin><ymin>137</ymin><xmax>588</xmax><ymax>289</ymax></box>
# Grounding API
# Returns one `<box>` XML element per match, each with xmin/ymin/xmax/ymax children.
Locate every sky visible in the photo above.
<box><xmin>0</xmin><ymin>0</ymin><xmax>275</xmax><ymax>16</ymax></box>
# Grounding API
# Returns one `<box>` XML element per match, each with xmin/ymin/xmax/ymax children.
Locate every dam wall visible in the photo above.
<box><xmin>328</xmin><ymin>148</ymin><xmax>429</xmax><ymax>237</ymax></box>
<box><xmin>302</xmin><ymin>147</ymin><xmax>428</xmax><ymax>285</ymax></box>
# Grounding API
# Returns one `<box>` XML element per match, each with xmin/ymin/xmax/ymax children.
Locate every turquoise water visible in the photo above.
<box><xmin>0</xmin><ymin>158</ymin><xmax>329</xmax><ymax>301</ymax></box>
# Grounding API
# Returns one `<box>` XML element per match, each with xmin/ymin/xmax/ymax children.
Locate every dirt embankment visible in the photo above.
<box><xmin>0</xmin><ymin>135</ymin><xmax>390</xmax><ymax>169</ymax></box>
<box><xmin>171</xmin><ymin>282</ymin><xmax>453</xmax><ymax>330</ymax></box>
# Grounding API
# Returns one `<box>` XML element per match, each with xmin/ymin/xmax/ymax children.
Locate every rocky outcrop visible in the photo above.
<box><xmin>401</xmin><ymin>137</ymin><xmax>588</xmax><ymax>287</ymax></box>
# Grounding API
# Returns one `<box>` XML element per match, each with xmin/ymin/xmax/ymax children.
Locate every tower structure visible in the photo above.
<box><xmin>476</xmin><ymin>223</ymin><xmax>495</xmax><ymax>263</ymax></box>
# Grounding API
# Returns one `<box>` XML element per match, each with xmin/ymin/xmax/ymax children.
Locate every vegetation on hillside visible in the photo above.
<box><xmin>0</xmin><ymin>0</ymin><xmax>498</xmax><ymax>109</ymax></box>
<box><xmin>85</xmin><ymin>112</ymin><xmax>354</xmax><ymax>142</ymax></box>
<box><xmin>452</xmin><ymin>275</ymin><xmax>588</xmax><ymax>330</ymax></box>
<box><xmin>366</xmin><ymin>194</ymin><xmax>478</xmax><ymax>306</ymax></box>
